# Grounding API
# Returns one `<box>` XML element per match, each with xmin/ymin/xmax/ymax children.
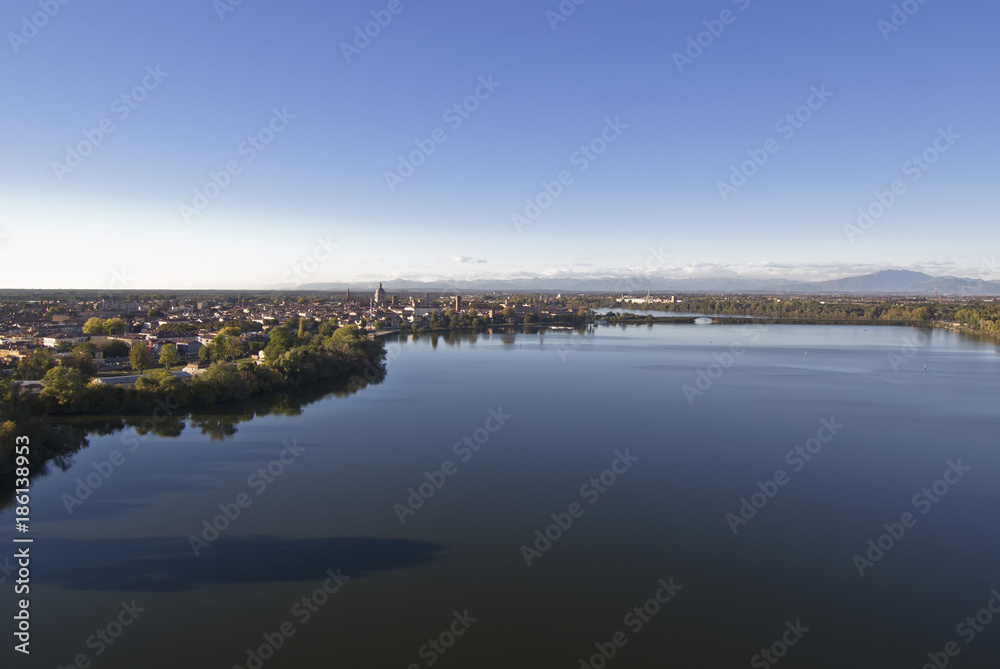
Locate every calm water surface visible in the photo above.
<box><xmin>5</xmin><ymin>324</ymin><xmax>1000</xmax><ymax>668</ymax></box>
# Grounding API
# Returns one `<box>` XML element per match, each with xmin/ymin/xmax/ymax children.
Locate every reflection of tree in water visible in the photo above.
<box><xmin>407</xmin><ymin>326</ymin><xmax>590</xmax><ymax>349</ymax></box>
<box><xmin>0</xmin><ymin>371</ymin><xmax>385</xmax><ymax>512</ymax></box>
<box><xmin>0</xmin><ymin>420</ymin><xmax>89</xmax><ymax>514</ymax></box>
<box><xmin>182</xmin><ymin>370</ymin><xmax>385</xmax><ymax>441</ymax></box>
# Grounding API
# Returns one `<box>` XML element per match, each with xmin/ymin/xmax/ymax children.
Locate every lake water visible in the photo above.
<box><xmin>5</xmin><ymin>324</ymin><xmax>1000</xmax><ymax>668</ymax></box>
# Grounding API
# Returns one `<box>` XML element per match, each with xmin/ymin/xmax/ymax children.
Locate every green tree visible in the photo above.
<box><xmin>211</xmin><ymin>335</ymin><xmax>230</xmax><ymax>360</ymax></box>
<box><xmin>16</xmin><ymin>349</ymin><xmax>58</xmax><ymax>380</ymax></box>
<box><xmin>129</xmin><ymin>341</ymin><xmax>152</xmax><ymax>373</ymax></box>
<box><xmin>317</xmin><ymin>318</ymin><xmax>339</xmax><ymax>338</ymax></box>
<box><xmin>100</xmin><ymin>340</ymin><xmax>130</xmax><ymax>358</ymax></box>
<box><xmin>83</xmin><ymin>316</ymin><xmax>127</xmax><ymax>335</ymax></box>
<box><xmin>82</xmin><ymin>317</ymin><xmax>107</xmax><ymax>334</ymax></box>
<box><xmin>135</xmin><ymin>368</ymin><xmax>172</xmax><ymax>391</ymax></box>
<box><xmin>158</xmin><ymin>343</ymin><xmax>179</xmax><ymax>370</ymax></box>
<box><xmin>263</xmin><ymin>327</ymin><xmax>295</xmax><ymax>361</ymax></box>
<box><xmin>66</xmin><ymin>349</ymin><xmax>98</xmax><ymax>377</ymax></box>
<box><xmin>40</xmin><ymin>366</ymin><xmax>87</xmax><ymax>410</ymax></box>
<box><xmin>0</xmin><ymin>375</ymin><xmax>15</xmax><ymax>409</ymax></box>
<box><xmin>322</xmin><ymin>324</ymin><xmax>369</xmax><ymax>355</ymax></box>
<box><xmin>157</xmin><ymin>323</ymin><xmax>199</xmax><ymax>335</ymax></box>
<box><xmin>225</xmin><ymin>337</ymin><xmax>247</xmax><ymax>361</ymax></box>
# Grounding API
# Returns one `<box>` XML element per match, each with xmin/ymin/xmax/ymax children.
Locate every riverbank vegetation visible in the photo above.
<box><xmin>567</xmin><ymin>296</ymin><xmax>1000</xmax><ymax>340</ymax></box>
<box><xmin>1</xmin><ymin>321</ymin><xmax>384</xmax><ymax>478</ymax></box>
<box><xmin>42</xmin><ymin>322</ymin><xmax>383</xmax><ymax>416</ymax></box>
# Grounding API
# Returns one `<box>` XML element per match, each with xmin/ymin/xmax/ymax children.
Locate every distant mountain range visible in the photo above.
<box><xmin>296</xmin><ymin>270</ymin><xmax>1000</xmax><ymax>296</ymax></box>
<box><xmin>780</xmin><ymin>270</ymin><xmax>1000</xmax><ymax>296</ymax></box>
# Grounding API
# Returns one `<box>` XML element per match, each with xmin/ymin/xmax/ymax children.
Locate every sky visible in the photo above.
<box><xmin>0</xmin><ymin>0</ymin><xmax>997</xmax><ymax>290</ymax></box>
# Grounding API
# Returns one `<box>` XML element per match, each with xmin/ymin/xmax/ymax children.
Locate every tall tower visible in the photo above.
<box><xmin>346</xmin><ymin>287</ymin><xmax>351</xmax><ymax>304</ymax></box>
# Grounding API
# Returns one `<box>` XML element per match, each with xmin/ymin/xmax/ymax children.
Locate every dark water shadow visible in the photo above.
<box><xmin>42</xmin><ymin>535</ymin><xmax>447</xmax><ymax>592</ymax></box>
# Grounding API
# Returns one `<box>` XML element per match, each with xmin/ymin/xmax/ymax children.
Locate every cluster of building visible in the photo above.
<box><xmin>0</xmin><ymin>284</ymin><xmax>588</xmax><ymax>376</ymax></box>
<box><xmin>621</xmin><ymin>291</ymin><xmax>678</xmax><ymax>305</ymax></box>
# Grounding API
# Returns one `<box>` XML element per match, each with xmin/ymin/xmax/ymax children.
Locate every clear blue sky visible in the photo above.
<box><xmin>1</xmin><ymin>0</ymin><xmax>997</xmax><ymax>289</ymax></box>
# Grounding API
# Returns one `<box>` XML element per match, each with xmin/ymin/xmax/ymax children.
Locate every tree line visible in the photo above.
<box><xmin>566</xmin><ymin>296</ymin><xmax>1000</xmax><ymax>340</ymax></box>
<box><xmin>4</xmin><ymin>321</ymin><xmax>385</xmax><ymax>420</ymax></box>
